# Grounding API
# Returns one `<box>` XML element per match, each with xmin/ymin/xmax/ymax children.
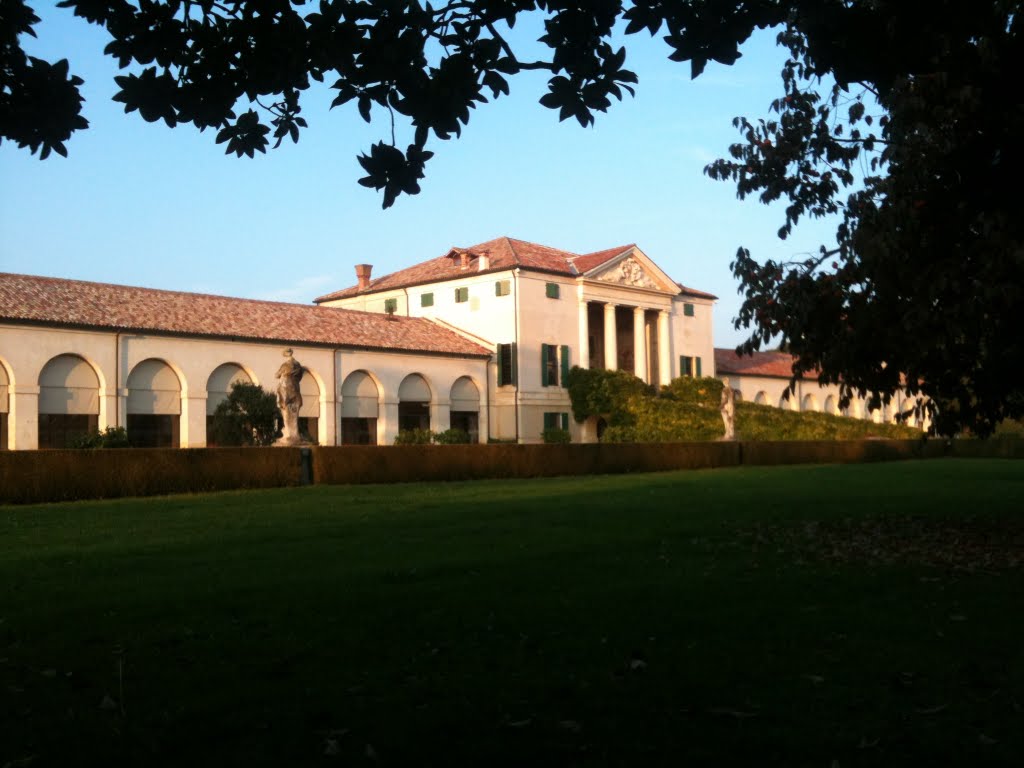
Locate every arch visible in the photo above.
<box><xmin>844</xmin><ymin>398</ymin><xmax>863</xmax><ymax>419</ymax></box>
<box><xmin>801</xmin><ymin>393</ymin><xmax>819</xmax><ymax>412</ymax></box>
<box><xmin>37</xmin><ymin>354</ymin><xmax>100</xmax><ymax>448</ymax></box>
<box><xmin>297</xmin><ymin>367</ymin><xmax>322</xmax><ymax>442</ymax></box>
<box><xmin>449</xmin><ymin>376</ymin><xmax>481</xmax><ymax>442</ymax></box>
<box><xmin>779</xmin><ymin>392</ymin><xmax>794</xmax><ymax>410</ymax></box>
<box><xmin>870</xmin><ymin>406</ymin><xmax>883</xmax><ymax>424</ymax></box>
<box><xmin>398</xmin><ymin>373</ymin><xmax>431</xmax><ymax>433</ymax></box>
<box><xmin>824</xmin><ymin>395</ymin><xmax>837</xmax><ymax>415</ymax></box>
<box><xmin>206</xmin><ymin>363</ymin><xmax>254</xmax><ymax>415</ymax></box>
<box><xmin>398</xmin><ymin>373</ymin><xmax>432</xmax><ymax>402</ymax></box>
<box><xmin>127</xmin><ymin>359</ymin><xmax>182</xmax><ymax>447</ymax></box>
<box><xmin>754</xmin><ymin>391</ymin><xmax>768</xmax><ymax>406</ymax></box>
<box><xmin>341</xmin><ymin>370</ymin><xmax>380</xmax><ymax>445</ymax></box>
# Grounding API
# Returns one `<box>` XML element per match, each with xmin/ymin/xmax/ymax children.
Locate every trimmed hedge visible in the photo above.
<box><xmin>2</xmin><ymin>439</ymin><xmax>1022</xmax><ymax>504</ymax></box>
<box><xmin>0</xmin><ymin>447</ymin><xmax>304</xmax><ymax>504</ymax></box>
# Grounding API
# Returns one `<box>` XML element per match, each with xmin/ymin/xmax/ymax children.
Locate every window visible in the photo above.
<box><xmin>683</xmin><ymin>302</ymin><xmax>695</xmax><ymax>317</ymax></box>
<box><xmin>497</xmin><ymin>343</ymin><xmax>517</xmax><ymax>386</ymax></box>
<box><xmin>540</xmin><ymin>344</ymin><xmax>571</xmax><ymax>387</ymax></box>
<box><xmin>543</xmin><ymin>412</ymin><xmax>570</xmax><ymax>430</ymax></box>
<box><xmin>420</xmin><ymin>292</ymin><xmax>434</xmax><ymax>308</ymax></box>
<box><xmin>545</xmin><ymin>282</ymin><xmax>560</xmax><ymax>299</ymax></box>
<box><xmin>455</xmin><ymin>286</ymin><xmax>469</xmax><ymax>303</ymax></box>
<box><xmin>384</xmin><ymin>297</ymin><xmax>398</xmax><ymax>314</ymax></box>
<box><xmin>495</xmin><ymin>280</ymin><xmax>510</xmax><ymax>297</ymax></box>
<box><xmin>680</xmin><ymin>355</ymin><xmax>703</xmax><ymax>377</ymax></box>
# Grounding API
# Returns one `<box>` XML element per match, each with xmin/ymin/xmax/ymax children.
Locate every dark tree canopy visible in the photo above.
<box><xmin>2</xmin><ymin>0</ymin><xmax>1022</xmax><ymax>435</ymax></box>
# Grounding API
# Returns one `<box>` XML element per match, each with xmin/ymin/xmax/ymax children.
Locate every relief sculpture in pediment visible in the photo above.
<box><xmin>596</xmin><ymin>256</ymin><xmax>658</xmax><ymax>289</ymax></box>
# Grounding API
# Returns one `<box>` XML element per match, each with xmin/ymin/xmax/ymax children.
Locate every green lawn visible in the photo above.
<box><xmin>2</xmin><ymin>460</ymin><xmax>1022</xmax><ymax>767</ymax></box>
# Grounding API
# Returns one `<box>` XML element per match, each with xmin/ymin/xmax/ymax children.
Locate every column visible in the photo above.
<box><xmin>658</xmin><ymin>310</ymin><xmax>672</xmax><ymax>386</ymax></box>
<box><xmin>11</xmin><ymin>384</ymin><xmax>40</xmax><ymax>450</ymax></box>
<box><xmin>432</xmin><ymin>401</ymin><xmax>451</xmax><ymax>434</ymax></box>
<box><xmin>603</xmin><ymin>303</ymin><xmax>618</xmax><ymax>370</ymax></box>
<box><xmin>578</xmin><ymin>300</ymin><xmax>590</xmax><ymax>370</ymax></box>
<box><xmin>380</xmin><ymin>400</ymin><xmax>399</xmax><ymax>446</ymax></box>
<box><xmin>633</xmin><ymin>307</ymin><xmax>647</xmax><ymax>382</ymax></box>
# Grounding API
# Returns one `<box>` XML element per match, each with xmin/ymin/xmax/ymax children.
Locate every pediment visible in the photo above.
<box><xmin>592</xmin><ymin>254</ymin><xmax>669</xmax><ymax>291</ymax></box>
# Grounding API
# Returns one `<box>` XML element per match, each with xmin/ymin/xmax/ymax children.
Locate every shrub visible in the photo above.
<box><xmin>566</xmin><ymin>366</ymin><xmax>650</xmax><ymax>425</ymax></box>
<box><xmin>71</xmin><ymin>426</ymin><xmax>131</xmax><ymax>449</ymax></box>
<box><xmin>433</xmin><ymin>428</ymin><xmax>471</xmax><ymax>445</ymax></box>
<box><xmin>209</xmin><ymin>382</ymin><xmax>280</xmax><ymax>446</ymax></box>
<box><xmin>660</xmin><ymin>376</ymin><xmax>725</xmax><ymax>407</ymax></box>
<box><xmin>541</xmin><ymin>428</ymin><xmax>571</xmax><ymax>444</ymax></box>
<box><xmin>394</xmin><ymin>428</ymin><xmax>435</xmax><ymax>445</ymax></box>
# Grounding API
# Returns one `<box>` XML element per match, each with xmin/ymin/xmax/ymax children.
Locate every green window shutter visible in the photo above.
<box><xmin>495</xmin><ymin>281</ymin><xmax>502</xmax><ymax>296</ymax></box>
<box><xmin>696</xmin><ymin>357</ymin><xmax>703</xmax><ymax>377</ymax></box>
<box><xmin>510</xmin><ymin>342</ymin><xmax>518</xmax><ymax>385</ymax></box>
<box><xmin>541</xmin><ymin>344</ymin><xmax>549</xmax><ymax>386</ymax></box>
<box><xmin>560</xmin><ymin>345</ymin><xmax>570</xmax><ymax>387</ymax></box>
<box><xmin>683</xmin><ymin>302</ymin><xmax>695</xmax><ymax>317</ymax></box>
<box><xmin>545</xmin><ymin>282</ymin><xmax>560</xmax><ymax>299</ymax></box>
<box><xmin>420</xmin><ymin>292</ymin><xmax>434</xmax><ymax>307</ymax></box>
<box><xmin>455</xmin><ymin>287</ymin><xmax>468</xmax><ymax>303</ymax></box>
<box><xmin>560</xmin><ymin>413</ymin><xmax>569</xmax><ymax>430</ymax></box>
<box><xmin>543</xmin><ymin>412</ymin><xmax>555</xmax><ymax>430</ymax></box>
<box><xmin>384</xmin><ymin>297</ymin><xmax>397</xmax><ymax>313</ymax></box>
<box><xmin>497</xmin><ymin>344</ymin><xmax>506</xmax><ymax>386</ymax></box>
<box><xmin>495</xmin><ymin>280</ymin><xmax>510</xmax><ymax>297</ymax></box>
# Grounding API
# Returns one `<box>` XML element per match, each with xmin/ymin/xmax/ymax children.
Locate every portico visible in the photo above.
<box><xmin>577</xmin><ymin>299</ymin><xmax>672</xmax><ymax>385</ymax></box>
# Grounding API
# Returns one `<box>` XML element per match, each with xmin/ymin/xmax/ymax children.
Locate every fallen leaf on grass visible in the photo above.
<box><xmin>707</xmin><ymin>707</ymin><xmax>758</xmax><ymax>720</ymax></box>
<box><xmin>915</xmin><ymin>704</ymin><xmax>948</xmax><ymax>715</ymax></box>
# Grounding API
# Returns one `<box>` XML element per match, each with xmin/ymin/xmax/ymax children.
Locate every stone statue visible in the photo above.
<box><xmin>720</xmin><ymin>385</ymin><xmax>736</xmax><ymax>441</ymax></box>
<box><xmin>275</xmin><ymin>348</ymin><xmax>306</xmax><ymax>446</ymax></box>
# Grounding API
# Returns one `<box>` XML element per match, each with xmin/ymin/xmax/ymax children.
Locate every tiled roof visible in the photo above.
<box><xmin>676</xmin><ymin>282</ymin><xmax>719</xmax><ymax>300</ymax></box>
<box><xmin>313</xmin><ymin>236</ymin><xmax>714</xmax><ymax>303</ymax></box>
<box><xmin>568</xmin><ymin>244</ymin><xmax>635</xmax><ymax>274</ymax></box>
<box><xmin>715</xmin><ymin>347</ymin><xmax>805</xmax><ymax>378</ymax></box>
<box><xmin>0</xmin><ymin>273</ymin><xmax>491</xmax><ymax>357</ymax></box>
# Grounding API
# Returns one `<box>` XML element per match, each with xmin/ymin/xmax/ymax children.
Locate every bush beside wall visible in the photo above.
<box><xmin>0</xmin><ymin>447</ymin><xmax>304</xmax><ymax>504</ymax></box>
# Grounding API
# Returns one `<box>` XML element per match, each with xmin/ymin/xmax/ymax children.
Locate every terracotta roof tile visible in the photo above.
<box><xmin>0</xmin><ymin>273</ymin><xmax>491</xmax><ymax>357</ymax></box>
<box><xmin>715</xmin><ymin>348</ymin><xmax>807</xmax><ymax>378</ymax></box>
<box><xmin>569</xmin><ymin>244</ymin><xmax>635</xmax><ymax>274</ymax></box>
<box><xmin>676</xmin><ymin>282</ymin><xmax>719</xmax><ymax>300</ymax></box>
<box><xmin>313</xmin><ymin>236</ymin><xmax>716</xmax><ymax>303</ymax></box>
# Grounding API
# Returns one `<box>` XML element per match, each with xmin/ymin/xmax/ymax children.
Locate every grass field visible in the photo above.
<box><xmin>2</xmin><ymin>459</ymin><xmax>1022</xmax><ymax>767</ymax></box>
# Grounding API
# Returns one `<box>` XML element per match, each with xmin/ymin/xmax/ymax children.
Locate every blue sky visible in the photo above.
<box><xmin>0</xmin><ymin>6</ymin><xmax>841</xmax><ymax>348</ymax></box>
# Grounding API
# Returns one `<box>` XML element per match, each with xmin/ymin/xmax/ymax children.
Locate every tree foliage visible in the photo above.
<box><xmin>208</xmin><ymin>381</ymin><xmax>280</xmax><ymax>446</ymax></box>
<box><xmin>3</xmin><ymin>0</ymin><xmax>1022</xmax><ymax>434</ymax></box>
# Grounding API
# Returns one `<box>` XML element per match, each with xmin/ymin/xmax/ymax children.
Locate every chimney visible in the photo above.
<box><xmin>459</xmin><ymin>251</ymin><xmax>470</xmax><ymax>270</ymax></box>
<box><xmin>478</xmin><ymin>253</ymin><xmax>490</xmax><ymax>271</ymax></box>
<box><xmin>355</xmin><ymin>263</ymin><xmax>372</xmax><ymax>290</ymax></box>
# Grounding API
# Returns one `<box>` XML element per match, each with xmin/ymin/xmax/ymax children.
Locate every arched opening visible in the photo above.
<box><xmin>398</xmin><ymin>373</ymin><xmax>431</xmax><ymax>432</ymax></box>
<box><xmin>38</xmin><ymin>354</ymin><xmax>99</xmax><ymax>448</ymax></box>
<box><xmin>871</xmin><ymin>406</ymin><xmax>883</xmax><ymax>424</ymax></box>
<box><xmin>449</xmin><ymin>376</ymin><xmax>480</xmax><ymax>442</ymax></box>
<box><xmin>824</xmin><ymin>395</ymin><xmax>837</xmax><ymax>415</ymax></box>
<box><xmin>127</xmin><ymin>359</ymin><xmax>182</xmax><ymax>447</ymax></box>
<box><xmin>801</xmin><ymin>393</ymin><xmax>818</xmax><ymax>412</ymax></box>
<box><xmin>0</xmin><ymin>359</ymin><xmax>9</xmax><ymax>450</ymax></box>
<box><xmin>206</xmin><ymin>363</ymin><xmax>253</xmax><ymax>446</ymax></box>
<box><xmin>298</xmin><ymin>370</ymin><xmax>321</xmax><ymax>443</ymax></box>
<box><xmin>779</xmin><ymin>393</ymin><xmax>793</xmax><ymax>410</ymax></box>
<box><xmin>341</xmin><ymin>370</ymin><xmax>379</xmax><ymax>445</ymax></box>
<box><xmin>754</xmin><ymin>391</ymin><xmax>768</xmax><ymax>406</ymax></box>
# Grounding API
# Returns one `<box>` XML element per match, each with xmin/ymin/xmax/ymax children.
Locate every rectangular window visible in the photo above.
<box><xmin>681</xmin><ymin>355</ymin><xmax>694</xmax><ymax>377</ymax></box>
<box><xmin>497</xmin><ymin>343</ymin><xmax>517</xmax><ymax>386</ymax></box>
<box><xmin>541</xmin><ymin>343</ymin><xmax>559</xmax><ymax>386</ymax></box>
<box><xmin>545</xmin><ymin>282</ymin><xmax>560</xmax><ymax>299</ymax></box>
<box><xmin>683</xmin><ymin>302</ymin><xmax>695</xmax><ymax>317</ymax></box>
<box><xmin>495</xmin><ymin>280</ymin><xmax>510</xmax><ymax>297</ymax></box>
<box><xmin>384</xmin><ymin>297</ymin><xmax>398</xmax><ymax>314</ymax></box>
<box><xmin>543</xmin><ymin>412</ymin><xmax>570</xmax><ymax>430</ymax></box>
<box><xmin>455</xmin><ymin>286</ymin><xmax>469</xmax><ymax>303</ymax></box>
<box><xmin>420</xmin><ymin>292</ymin><xmax>434</xmax><ymax>307</ymax></box>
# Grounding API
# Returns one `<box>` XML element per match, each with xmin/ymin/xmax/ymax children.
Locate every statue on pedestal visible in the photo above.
<box><xmin>275</xmin><ymin>348</ymin><xmax>307</xmax><ymax>446</ymax></box>
<box><xmin>720</xmin><ymin>385</ymin><xmax>736</xmax><ymax>441</ymax></box>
